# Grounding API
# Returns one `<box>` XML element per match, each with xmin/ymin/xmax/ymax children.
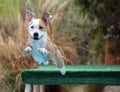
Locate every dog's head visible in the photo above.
<box><xmin>26</xmin><ymin>11</ymin><xmax>52</xmax><ymax>40</ymax></box>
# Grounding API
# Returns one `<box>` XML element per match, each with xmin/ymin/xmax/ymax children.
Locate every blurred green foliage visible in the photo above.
<box><xmin>74</xmin><ymin>0</ymin><xmax>120</xmax><ymax>64</ymax></box>
<box><xmin>0</xmin><ymin>0</ymin><xmax>21</xmax><ymax>22</ymax></box>
<box><xmin>75</xmin><ymin>0</ymin><xmax>120</xmax><ymax>40</ymax></box>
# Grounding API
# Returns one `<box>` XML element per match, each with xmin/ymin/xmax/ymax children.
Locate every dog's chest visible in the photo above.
<box><xmin>30</xmin><ymin>37</ymin><xmax>47</xmax><ymax>47</ymax></box>
<box><xmin>29</xmin><ymin>38</ymin><xmax>48</xmax><ymax>64</ymax></box>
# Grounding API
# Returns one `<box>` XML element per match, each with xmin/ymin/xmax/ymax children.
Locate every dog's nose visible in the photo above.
<box><xmin>34</xmin><ymin>32</ymin><xmax>38</xmax><ymax>37</ymax></box>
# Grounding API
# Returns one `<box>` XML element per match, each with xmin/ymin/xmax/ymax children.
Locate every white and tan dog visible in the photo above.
<box><xmin>25</xmin><ymin>11</ymin><xmax>66</xmax><ymax>75</ymax></box>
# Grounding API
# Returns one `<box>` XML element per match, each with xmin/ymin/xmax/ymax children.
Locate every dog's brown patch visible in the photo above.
<box><xmin>39</xmin><ymin>19</ymin><xmax>45</xmax><ymax>28</ymax></box>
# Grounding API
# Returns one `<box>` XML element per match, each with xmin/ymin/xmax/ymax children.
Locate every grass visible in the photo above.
<box><xmin>0</xmin><ymin>59</ymin><xmax>19</xmax><ymax>92</ymax></box>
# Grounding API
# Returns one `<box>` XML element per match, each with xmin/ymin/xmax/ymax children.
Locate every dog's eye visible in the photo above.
<box><xmin>31</xmin><ymin>26</ymin><xmax>34</xmax><ymax>29</ymax></box>
<box><xmin>39</xmin><ymin>26</ymin><xmax>43</xmax><ymax>29</ymax></box>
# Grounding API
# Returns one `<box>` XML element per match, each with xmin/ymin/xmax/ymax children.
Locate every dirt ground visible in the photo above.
<box><xmin>103</xmin><ymin>86</ymin><xmax>120</xmax><ymax>92</ymax></box>
<box><xmin>64</xmin><ymin>85</ymin><xmax>120</xmax><ymax>92</ymax></box>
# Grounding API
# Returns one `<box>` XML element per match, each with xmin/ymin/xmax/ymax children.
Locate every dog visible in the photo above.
<box><xmin>24</xmin><ymin>11</ymin><xmax>66</xmax><ymax>75</ymax></box>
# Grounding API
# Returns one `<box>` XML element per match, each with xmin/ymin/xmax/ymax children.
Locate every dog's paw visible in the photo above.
<box><xmin>37</xmin><ymin>48</ymin><xmax>48</xmax><ymax>57</ymax></box>
<box><xmin>43</xmin><ymin>61</ymin><xmax>49</xmax><ymax>65</ymax></box>
<box><xmin>24</xmin><ymin>47</ymin><xmax>32</xmax><ymax>56</ymax></box>
<box><xmin>60</xmin><ymin>66</ymin><xmax>66</xmax><ymax>75</ymax></box>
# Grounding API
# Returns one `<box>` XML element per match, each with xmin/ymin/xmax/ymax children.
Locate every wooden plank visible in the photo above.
<box><xmin>21</xmin><ymin>65</ymin><xmax>120</xmax><ymax>85</ymax></box>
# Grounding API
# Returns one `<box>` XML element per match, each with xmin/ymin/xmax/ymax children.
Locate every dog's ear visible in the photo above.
<box><xmin>26</xmin><ymin>10</ymin><xmax>34</xmax><ymax>22</ymax></box>
<box><xmin>42</xmin><ymin>12</ymin><xmax>52</xmax><ymax>25</ymax></box>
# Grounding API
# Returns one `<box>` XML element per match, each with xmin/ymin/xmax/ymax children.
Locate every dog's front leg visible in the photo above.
<box><xmin>24</xmin><ymin>46</ymin><xmax>32</xmax><ymax>56</ymax></box>
<box><xmin>37</xmin><ymin>48</ymin><xmax>48</xmax><ymax>57</ymax></box>
<box><xmin>37</xmin><ymin>48</ymin><xmax>49</xmax><ymax>65</ymax></box>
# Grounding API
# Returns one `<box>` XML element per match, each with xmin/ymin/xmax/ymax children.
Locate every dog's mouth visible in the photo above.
<box><xmin>33</xmin><ymin>37</ymin><xmax>39</xmax><ymax>40</ymax></box>
<box><xmin>33</xmin><ymin>34</ymin><xmax>44</xmax><ymax>40</ymax></box>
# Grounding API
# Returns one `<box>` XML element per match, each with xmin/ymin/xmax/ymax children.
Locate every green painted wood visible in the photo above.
<box><xmin>21</xmin><ymin>65</ymin><xmax>120</xmax><ymax>85</ymax></box>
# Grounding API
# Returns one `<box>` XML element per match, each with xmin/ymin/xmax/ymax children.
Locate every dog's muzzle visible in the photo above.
<box><xmin>33</xmin><ymin>32</ymin><xmax>39</xmax><ymax>40</ymax></box>
<box><xmin>33</xmin><ymin>32</ymin><xmax>44</xmax><ymax>40</ymax></box>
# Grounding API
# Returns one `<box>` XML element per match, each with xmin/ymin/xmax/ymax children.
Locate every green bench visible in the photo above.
<box><xmin>21</xmin><ymin>65</ymin><xmax>120</xmax><ymax>85</ymax></box>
